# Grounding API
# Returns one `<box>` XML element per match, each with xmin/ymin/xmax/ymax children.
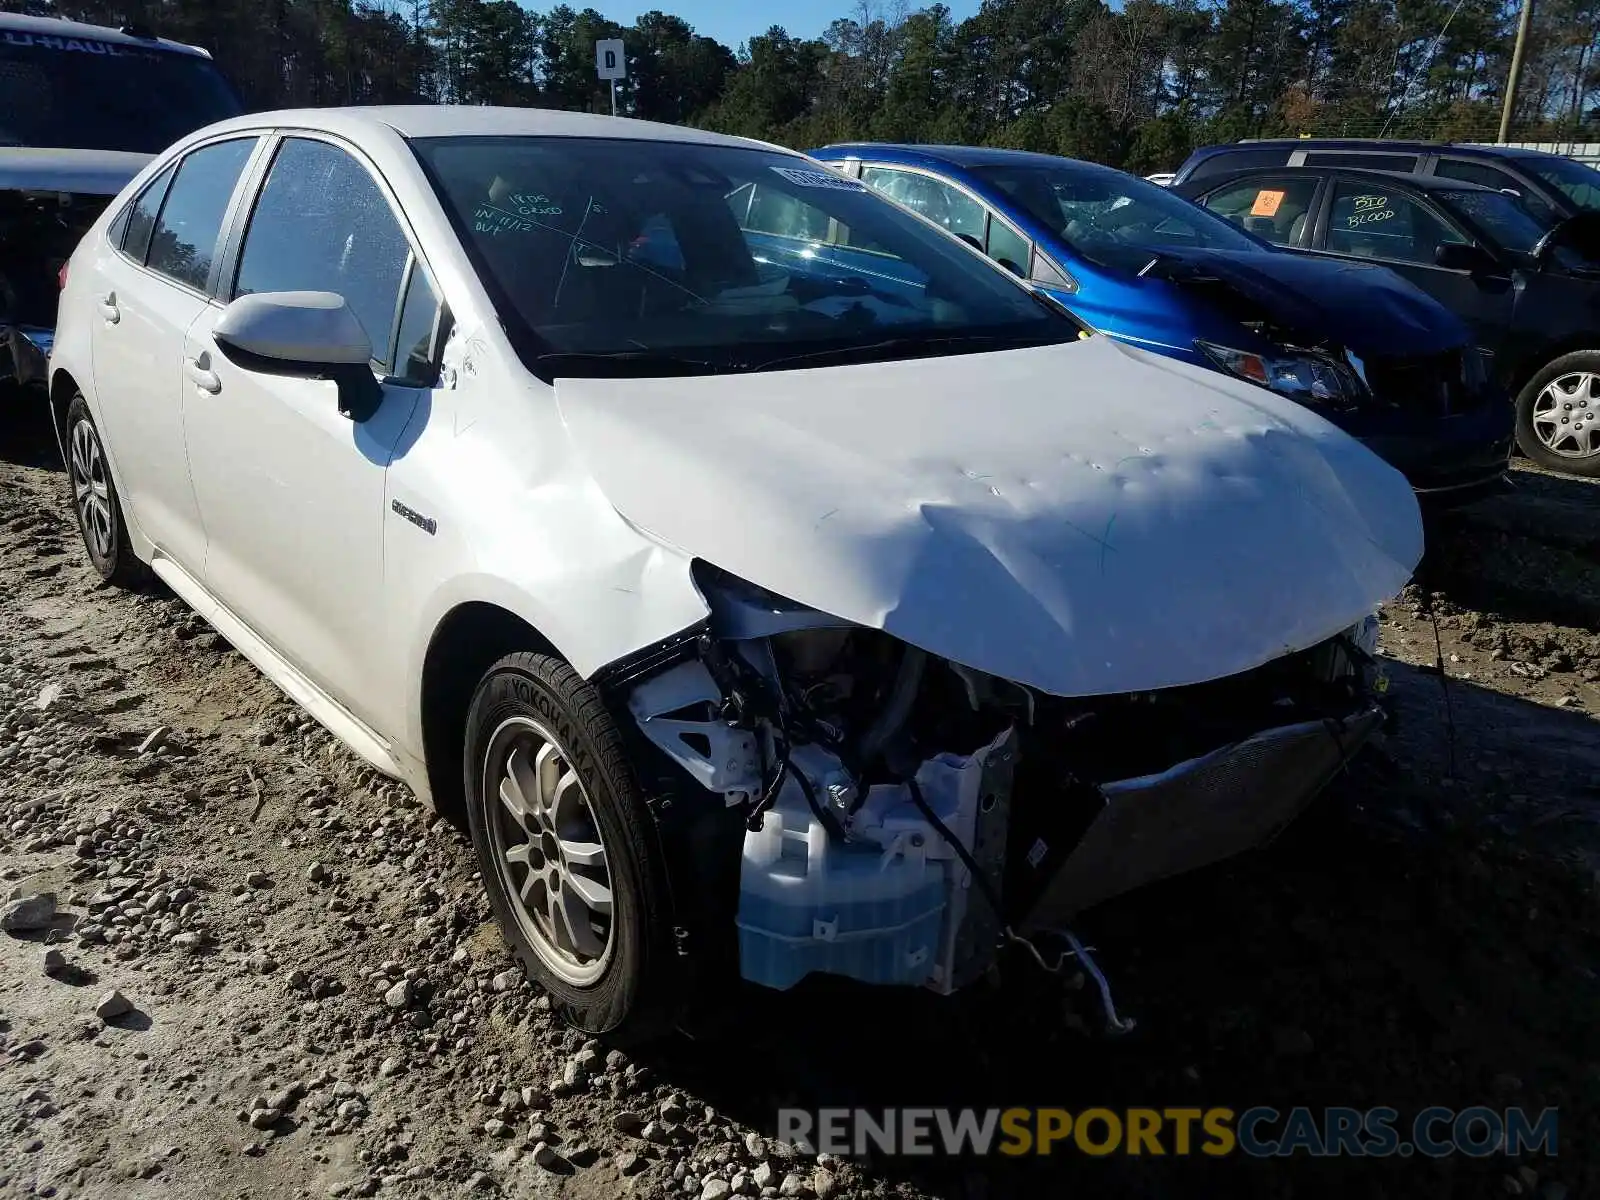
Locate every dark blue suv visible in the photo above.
<box><xmin>1172</xmin><ymin>139</ymin><xmax>1600</xmax><ymax>227</ymax></box>
<box><xmin>808</xmin><ymin>143</ymin><xmax>1514</xmax><ymax>501</ymax></box>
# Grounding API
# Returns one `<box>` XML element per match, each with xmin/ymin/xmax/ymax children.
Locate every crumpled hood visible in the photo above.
<box><xmin>556</xmin><ymin>335</ymin><xmax>1422</xmax><ymax>698</ymax></box>
<box><xmin>1145</xmin><ymin>245</ymin><xmax>1468</xmax><ymax>356</ymax></box>
<box><xmin>0</xmin><ymin>147</ymin><xmax>152</xmax><ymax>196</ymax></box>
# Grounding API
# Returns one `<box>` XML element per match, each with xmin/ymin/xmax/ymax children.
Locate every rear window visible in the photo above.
<box><xmin>0</xmin><ymin>30</ymin><xmax>242</xmax><ymax>153</ymax></box>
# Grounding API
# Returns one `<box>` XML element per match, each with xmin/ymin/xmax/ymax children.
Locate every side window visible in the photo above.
<box><xmin>1186</xmin><ymin>148</ymin><xmax>1294</xmax><ymax>182</ymax></box>
<box><xmin>1325</xmin><ymin>181</ymin><xmax>1465</xmax><ymax>264</ymax></box>
<box><xmin>1435</xmin><ymin>159</ymin><xmax>1518</xmax><ymax>191</ymax></box>
<box><xmin>391</xmin><ymin>259</ymin><xmax>442</xmax><ymax>384</ymax></box>
<box><xmin>120</xmin><ymin>161</ymin><xmax>175</xmax><ymax>262</ymax></box>
<box><xmin>146</xmin><ymin>139</ymin><xmax>256</xmax><ymax>291</ymax></box>
<box><xmin>235</xmin><ymin>138</ymin><xmax>412</xmax><ymax>370</ymax></box>
<box><xmin>860</xmin><ymin>166</ymin><xmax>986</xmax><ymax>245</ymax></box>
<box><xmin>985</xmin><ymin>216</ymin><xmax>1031</xmax><ymax>277</ymax></box>
<box><xmin>107</xmin><ymin>205</ymin><xmax>131</xmax><ymax>252</ymax></box>
<box><xmin>1435</xmin><ymin>159</ymin><xmax>1557</xmax><ymax>223</ymax></box>
<box><xmin>1304</xmin><ymin>152</ymin><xmax>1419</xmax><ymax>172</ymax></box>
<box><xmin>1030</xmin><ymin>253</ymin><xmax>1074</xmax><ymax>290</ymax></box>
<box><xmin>1200</xmin><ymin>176</ymin><xmax>1320</xmax><ymax>245</ymax></box>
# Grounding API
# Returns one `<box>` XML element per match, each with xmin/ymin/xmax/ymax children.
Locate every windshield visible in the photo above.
<box><xmin>412</xmin><ymin>136</ymin><xmax>1079</xmax><ymax>377</ymax></box>
<box><xmin>1522</xmin><ymin>155</ymin><xmax>1600</xmax><ymax>213</ymax></box>
<box><xmin>1435</xmin><ymin>187</ymin><xmax>1553</xmax><ymax>253</ymax></box>
<box><xmin>0</xmin><ymin>31</ymin><xmax>242</xmax><ymax>153</ymax></box>
<box><xmin>971</xmin><ymin>161</ymin><xmax>1262</xmax><ymax>271</ymax></box>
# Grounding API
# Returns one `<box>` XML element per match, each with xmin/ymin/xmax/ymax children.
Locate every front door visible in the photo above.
<box><xmin>1315</xmin><ymin>176</ymin><xmax>1517</xmax><ymax>350</ymax></box>
<box><xmin>181</xmin><ymin>135</ymin><xmax>438</xmax><ymax>727</ymax></box>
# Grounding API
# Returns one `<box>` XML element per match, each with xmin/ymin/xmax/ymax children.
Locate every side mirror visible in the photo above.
<box><xmin>1533</xmin><ymin>211</ymin><xmax>1600</xmax><ymax>265</ymax></box>
<box><xmin>1434</xmin><ymin>242</ymin><xmax>1499</xmax><ymax>273</ymax></box>
<box><xmin>213</xmin><ymin>291</ymin><xmax>383</xmax><ymax>422</ymax></box>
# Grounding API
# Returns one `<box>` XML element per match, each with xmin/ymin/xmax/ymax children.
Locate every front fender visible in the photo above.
<box><xmin>400</xmin><ymin>550</ymin><xmax>709</xmax><ymax>764</ymax></box>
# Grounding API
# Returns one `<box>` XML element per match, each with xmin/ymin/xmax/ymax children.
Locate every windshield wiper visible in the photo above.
<box><xmin>533</xmin><ymin>350</ymin><xmax>725</xmax><ymax>379</ymax></box>
<box><xmin>742</xmin><ymin>332</ymin><xmax>1064</xmax><ymax>373</ymax></box>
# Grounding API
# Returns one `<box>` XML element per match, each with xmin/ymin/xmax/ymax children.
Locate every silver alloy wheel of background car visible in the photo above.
<box><xmin>69</xmin><ymin>418</ymin><xmax>114</xmax><ymax>560</ymax></box>
<box><xmin>1532</xmin><ymin>371</ymin><xmax>1600</xmax><ymax>459</ymax></box>
<box><xmin>482</xmin><ymin>716</ymin><xmax>615</xmax><ymax>986</ymax></box>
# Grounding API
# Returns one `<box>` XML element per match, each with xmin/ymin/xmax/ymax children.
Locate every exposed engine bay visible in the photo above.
<box><xmin>1</xmin><ymin>189</ymin><xmax>106</xmax><ymax>388</ymax></box>
<box><xmin>618</xmin><ymin>565</ymin><xmax>1385</xmax><ymax>1000</ymax></box>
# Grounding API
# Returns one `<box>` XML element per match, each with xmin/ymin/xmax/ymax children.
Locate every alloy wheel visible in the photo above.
<box><xmin>482</xmin><ymin>717</ymin><xmax>615</xmax><ymax>986</ymax></box>
<box><xmin>1532</xmin><ymin>372</ymin><xmax>1600</xmax><ymax>459</ymax></box>
<box><xmin>69</xmin><ymin>418</ymin><xmax>114</xmax><ymax>560</ymax></box>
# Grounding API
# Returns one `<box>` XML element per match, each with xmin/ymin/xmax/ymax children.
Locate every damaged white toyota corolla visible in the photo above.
<box><xmin>50</xmin><ymin>107</ymin><xmax>1422</xmax><ymax>1041</ymax></box>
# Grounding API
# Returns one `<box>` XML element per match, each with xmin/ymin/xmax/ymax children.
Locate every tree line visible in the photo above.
<box><xmin>9</xmin><ymin>0</ymin><xmax>1600</xmax><ymax>174</ymax></box>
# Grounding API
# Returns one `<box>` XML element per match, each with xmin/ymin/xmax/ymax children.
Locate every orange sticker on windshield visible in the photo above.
<box><xmin>1250</xmin><ymin>189</ymin><xmax>1286</xmax><ymax>217</ymax></box>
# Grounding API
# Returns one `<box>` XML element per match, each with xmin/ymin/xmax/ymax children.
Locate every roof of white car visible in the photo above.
<box><xmin>212</xmin><ymin>106</ymin><xmax>783</xmax><ymax>152</ymax></box>
<box><xmin>0</xmin><ymin>11</ymin><xmax>213</xmax><ymax>58</ymax></box>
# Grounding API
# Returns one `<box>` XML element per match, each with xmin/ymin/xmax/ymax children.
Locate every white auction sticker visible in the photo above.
<box><xmin>770</xmin><ymin>166</ymin><xmax>865</xmax><ymax>191</ymax></box>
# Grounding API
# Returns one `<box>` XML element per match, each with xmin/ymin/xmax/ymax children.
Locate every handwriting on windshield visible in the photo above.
<box><xmin>474</xmin><ymin>190</ymin><xmax>566</xmax><ymax>236</ymax></box>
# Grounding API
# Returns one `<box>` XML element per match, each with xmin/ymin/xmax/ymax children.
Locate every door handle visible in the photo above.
<box><xmin>97</xmin><ymin>293</ymin><xmax>120</xmax><ymax>324</ymax></box>
<box><xmin>185</xmin><ymin>356</ymin><xmax>221</xmax><ymax>395</ymax></box>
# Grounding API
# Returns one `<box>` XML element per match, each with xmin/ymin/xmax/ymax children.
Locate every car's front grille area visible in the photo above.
<box><xmin>1362</xmin><ymin>348</ymin><xmax>1487</xmax><ymax>416</ymax></box>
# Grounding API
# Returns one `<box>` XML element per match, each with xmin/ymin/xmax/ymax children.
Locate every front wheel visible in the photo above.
<box><xmin>463</xmin><ymin>652</ymin><xmax>677</xmax><ymax>1043</ymax></box>
<box><xmin>1515</xmin><ymin>352</ymin><xmax>1600</xmax><ymax>477</ymax></box>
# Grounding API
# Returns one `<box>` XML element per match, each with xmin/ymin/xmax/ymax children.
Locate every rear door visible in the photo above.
<box><xmin>88</xmin><ymin>136</ymin><xmax>260</xmax><ymax>574</ymax></box>
<box><xmin>1311</xmin><ymin>175</ymin><xmax>1516</xmax><ymax>346</ymax></box>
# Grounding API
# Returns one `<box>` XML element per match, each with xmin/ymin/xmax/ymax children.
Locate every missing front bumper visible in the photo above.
<box><xmin>1020</xmin><ymin>705</ymin><xmax>1383</xmax><ymax>929</ymax></box>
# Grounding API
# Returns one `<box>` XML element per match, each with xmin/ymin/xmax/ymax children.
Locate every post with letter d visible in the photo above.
<box><xmin>595</xmin><ymin>38</ymin><xmax>625</xmax><ymax>117</ymax></box>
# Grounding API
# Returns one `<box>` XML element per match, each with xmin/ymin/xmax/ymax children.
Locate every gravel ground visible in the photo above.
<box><xmin>2</xmin><ymin>402</ymin><xmax>1597</xmax><ymax>1200</ymax></box>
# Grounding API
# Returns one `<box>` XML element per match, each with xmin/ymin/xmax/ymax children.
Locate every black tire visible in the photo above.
<box><xmin>463</xmin><ymin>651</ymin><xmax>676</xmax><ymax>1043</ymax></box>
<box><xmin>1514</xmin><ymin>351</ymin><xmax>1600</xmax><ymax>477</ymax></box>
<box><xmin>64</xmin><ymin>394</ymin><xmax>152</xmax><ymax>588</ymax></box>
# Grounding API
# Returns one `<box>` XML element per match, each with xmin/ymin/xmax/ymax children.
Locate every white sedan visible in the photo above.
<box><xmin>50</xmin><ymin>106</ymin><xmax>1421</xmax><ymax>1041</ymax></box>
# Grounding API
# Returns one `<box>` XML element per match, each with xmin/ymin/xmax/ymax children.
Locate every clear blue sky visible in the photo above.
<box><xmin>612</xmin><ymin>0</ymin><xmax>983</xmax><ymax>52</ymax></box>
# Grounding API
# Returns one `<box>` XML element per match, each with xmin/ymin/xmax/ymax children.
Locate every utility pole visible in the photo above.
<box><xmin>1498</xmin><ymin>0</ymin><xmax>1536</xmax><ymax>144</ymax></box>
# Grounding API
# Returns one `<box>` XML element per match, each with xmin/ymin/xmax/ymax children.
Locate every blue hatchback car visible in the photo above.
<box><xmin>807</xmin><ymin>143</ymin><xmax>1514</xmax><ymax>501</ymax></box>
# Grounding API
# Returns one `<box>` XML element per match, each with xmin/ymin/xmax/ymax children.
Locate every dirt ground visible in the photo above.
<box><xmin>2</xmin><ymin>401</ymin><xmax>1597</xmax><ymax>1200</ymax></box>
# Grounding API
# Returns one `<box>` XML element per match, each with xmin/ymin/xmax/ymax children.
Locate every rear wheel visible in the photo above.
<box><xmin>64</xmin><ymin>394</ymin><xmax>151</xmax><ymax>587</ymax></box>
<box><xmin>1515</xmin><ymin>352</ymin><xmax>1600</xmax><ymax>477</ymax></box>
<box><xmin>463</xmin><ymin>652</ymin><xmax>676</xmax><ymax>1043</ymax></box>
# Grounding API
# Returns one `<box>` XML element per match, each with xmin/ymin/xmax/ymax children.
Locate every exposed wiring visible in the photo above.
<box><xmin>906</xmin><ymin>778</ymin><xmax>1007</xmax><ymax>919</ymax></box>
<box><xmin>787</xmin><ymin>747</ymin><xmax>849</xmax><ymax>843</ymax></box>
<box><xmin>1058</xmin><ymin>930</ymin><xmax>1137</xmax><ymax>1035</ymax></box>
<box><xmin>904</xmin><ymin>778</ymin><xmax>1134</xmax><ymax>1032</ymax></box>
<box><xmin>744</xmin><ymin>741</ymin><xmax>790</xmax><ymax>833</ymax></box>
